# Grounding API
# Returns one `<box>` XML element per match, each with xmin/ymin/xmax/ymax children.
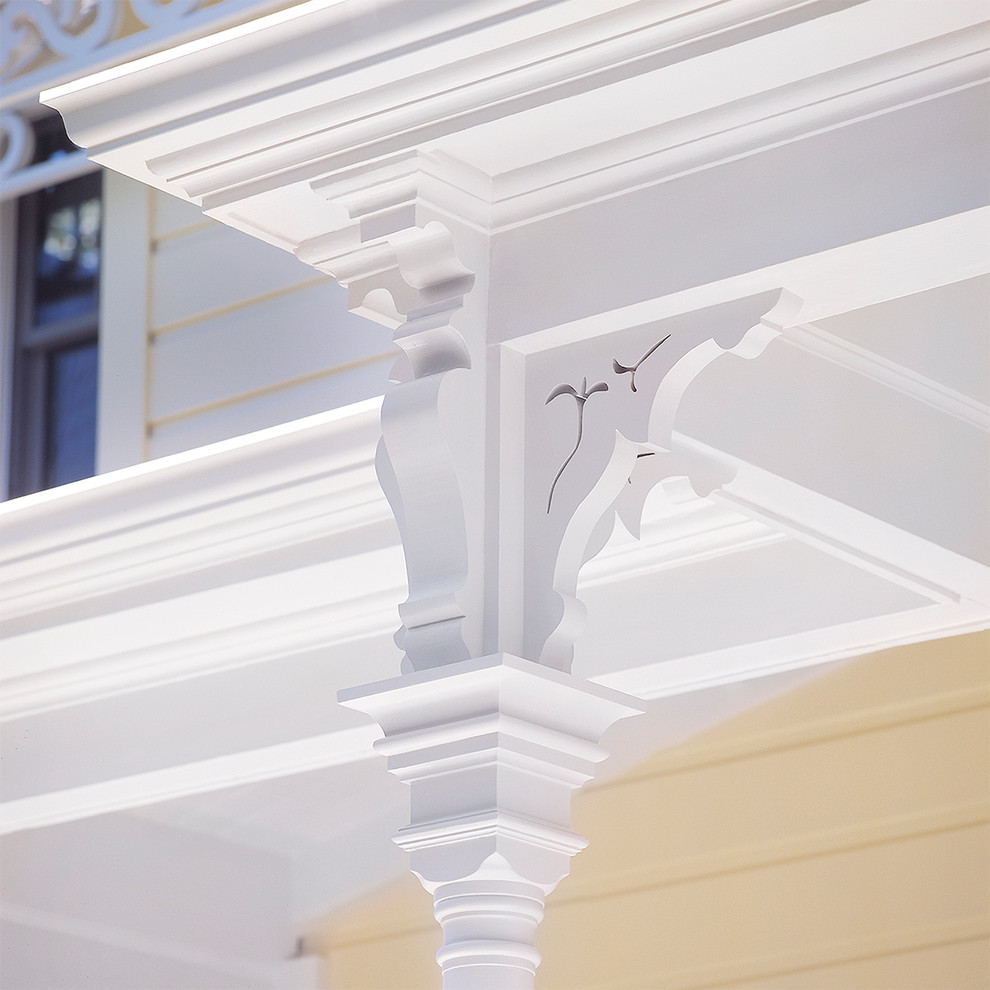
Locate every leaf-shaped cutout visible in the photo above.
<box><xmin>546</xmin><ymin>383</ymin><xmax>579</xmax><ymax>404</ymax></box>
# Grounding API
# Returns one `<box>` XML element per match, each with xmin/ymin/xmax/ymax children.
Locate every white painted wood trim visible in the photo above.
<box><xmin>785</xmin><ymin>322</ymin><xmax>990</xmax><ymax>431</ymax></box>
<box><xmin>97</xmin><ymin>169</ymin><xmax>153</xmax><ymax>472</ymax></box>
<box><xmin>0</xmin><ymin>724</ymin><xmax>381</xmax><ymax>835</ymax></box>
<box><xmin>0</xmin><ymin>902</ymin><xmax>285</xmax><ymax>986</ymax></box>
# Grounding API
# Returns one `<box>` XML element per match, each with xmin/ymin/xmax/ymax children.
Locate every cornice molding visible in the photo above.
<box><xmin>39</xmin><ymin>0</ymin><xmax>912</xmax><ymax>240</ymax></box>
<box><xmin>43</xmin><ymin>0</ymin><xmax>858</xmax><ymax>172</ymax></box>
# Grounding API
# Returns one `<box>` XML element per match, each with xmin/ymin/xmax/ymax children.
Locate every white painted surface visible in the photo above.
<box><xmin>4</xmin><ymin>1</ymin><xmax>987</xmax><ymax>987</ymax></box>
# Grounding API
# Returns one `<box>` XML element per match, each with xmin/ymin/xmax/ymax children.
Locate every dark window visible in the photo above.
<box><xmin>9</xmin><ymin>116</ymin><xmax>101</xmax><ymax>498</ymax></box>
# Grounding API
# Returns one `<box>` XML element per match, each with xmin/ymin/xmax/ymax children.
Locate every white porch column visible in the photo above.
<box><xmin>340</xmin><ymin>654</ymin><xmax>642</xmax><ymax>989</ymax></box>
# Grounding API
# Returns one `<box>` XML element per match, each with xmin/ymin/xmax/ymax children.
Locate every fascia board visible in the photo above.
<box><xmin>472</xmin><ymin>27</ymin><xmax>990</xmax><ymax>231</ymax></box>
<box><xmin>38</xmin><ymin>0</ymin><xmax>632</xmax><ymax>161</ymax></box>
<box><xmin>500</xmin><ymin>208</ymin><xmax>990</xmax><ymax>352</ymax></box>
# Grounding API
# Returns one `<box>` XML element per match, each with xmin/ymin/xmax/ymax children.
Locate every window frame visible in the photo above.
<box><xmin>1</xmin><ymin>112</ymin><xmax>103</xmax><ymax>499</ymax></box>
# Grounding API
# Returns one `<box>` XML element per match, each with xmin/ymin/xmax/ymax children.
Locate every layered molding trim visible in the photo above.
<box><xmin>339</xmin><ymin>654</ymin><xmax>643</xmax><ymax>988</ymax></box>
<box><xmin>0</xmin><ymin>399</ymin><xmax>389</xmax><ymax>625</ymax></box>
<box><xmin>0</xmin><ymin>400</ymin><xmax>403</xmax><ymax>717</ymax></box>
<box><xmin>90</xmin><ymin>0</ymin><xmax>866</xmax><ymax>211</ymax></box>
<box><xmin>428</xmin><ymin>23</ymin><xmax>990</xmax><ymax>233</ymax></box>
<box><xmin>39</xmin><ymin>0</ymin><xmax>985</xmax><ymax>246</ymax></box>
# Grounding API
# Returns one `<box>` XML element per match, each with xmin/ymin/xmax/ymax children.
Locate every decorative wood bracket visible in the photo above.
<box><xmin>519</xmin><ymin>290</ymin><xmax>804</xmax><ymax>669</ymax></box>
<box><xmin>299</xmin><ymin>159</ymin><xmax>476</xmax><ymax>671</ymax></box>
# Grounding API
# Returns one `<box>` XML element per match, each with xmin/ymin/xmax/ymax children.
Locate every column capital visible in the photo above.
<box><xmin>340</xmin><ymin>654</ymin><xmax>643</xmax><ymax>987</ymax></box>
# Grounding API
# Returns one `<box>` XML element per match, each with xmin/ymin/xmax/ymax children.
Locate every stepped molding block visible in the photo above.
<box><xmin>300</xmin><ymin>162</ymin><xmax>477</xmax><ymax>672</ymax></box>
<box><xmin>340</xmin><ymin>654</ymin><xmax>643</xmax><ymax>990</ymax></box>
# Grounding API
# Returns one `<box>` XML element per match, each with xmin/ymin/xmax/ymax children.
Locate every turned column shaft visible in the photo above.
<box><xmin>433</xmin><ymin>881</ymin><xmax>545</xmax><ymax>989</ymax></box>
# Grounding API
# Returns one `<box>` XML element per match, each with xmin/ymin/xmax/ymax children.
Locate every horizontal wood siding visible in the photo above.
<box><xmin>315</xmin><ymin>632</ymin><xmax>990</xmax><ymax>989</ymax></box>
<box><xmin>145</xmin><ymin>192</ymin><xmax>394</xmax><ymax>458</ymax></box>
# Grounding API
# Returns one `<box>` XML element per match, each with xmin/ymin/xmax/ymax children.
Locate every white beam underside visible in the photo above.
<box><xmin>0</xmin><ymin>725</ymin><xmax>381</xmax><ymax>836</ymax></box>
<box><xmin>506</xmin><ymin>207</ymin><xmax>990</xmax><ymax>355</ymax></box>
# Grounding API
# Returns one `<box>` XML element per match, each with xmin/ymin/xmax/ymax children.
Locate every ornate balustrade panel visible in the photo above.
<box><xmin>0</xmin><ymin>0</ymin><xmax>282</xmax><ymax>110</ymax></box>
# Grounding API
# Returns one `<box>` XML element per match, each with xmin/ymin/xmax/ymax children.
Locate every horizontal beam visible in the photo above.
<box><xmin>506</xmin><ymin>208</ymin><xmax>990</xmax><ymax>353</ymax></box>
<box><xmin>0</xmin><ymin>724</ymin><xmax>380</xmax><ymax>836</ymax></box>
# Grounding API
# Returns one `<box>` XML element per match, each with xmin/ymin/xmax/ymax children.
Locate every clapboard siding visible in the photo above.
<box><xmin>149</xmin><ymin>281</ymin><xmax>393</xmax><ymax>422</ymax></box>
<box><xmin>146</xmin><ymin>354</ymin><xmax>394</xmax><ymax>459</ymax></box>
<box><xmin>149</xmin><ymin>221</ymin><xmax>322</xmax><ymax>331</ymax></box>
<box><xmin>122</xmin><ymin>190</ymin><xmax>395</xmax><ymax>459</ymax></box>
<box><xmin>151</xmin><ymin>189</ymin><xmax>212</xmax><ymax>241</ymax></box>
<box><xmin>315</xmin><ymin>632</ymin><xmax>990</xmax><ymax>990</ymax></box>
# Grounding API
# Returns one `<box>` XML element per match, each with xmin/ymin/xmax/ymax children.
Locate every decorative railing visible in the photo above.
<box><xmin>2</xmin><ymin>0</ymin><xmax>219</xmax><ymax>81</ymax></box>
<box><xmin>0</xmin><ymin>0</ymin><xmax>278</xmax><ymax>188</ymax></box>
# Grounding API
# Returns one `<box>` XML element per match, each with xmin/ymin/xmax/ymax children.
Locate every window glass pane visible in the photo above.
<box><xmin>33</xmin><ymin>172</ymin><xmax>102</xmax><ymax>325</ymax></box>
<box><xmin>46</xmin><ymin>340</ymin><xmax>98</xmax><ymax>488</ymax></box>
<box><xmin>30</xmin><ymin>113</ymin><xmax>78</xmax><ymax>166</ymax></box>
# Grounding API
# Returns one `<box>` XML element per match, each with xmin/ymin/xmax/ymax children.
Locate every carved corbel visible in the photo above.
<box><xmin>520</xmin><ymin>290</ymin><xmax>803</xmax><ymax>669</ymax></box>
<box><xmin>298</xmin><ymin>160</ymin><xmax>476</xmax><ymax>671</ymax></box>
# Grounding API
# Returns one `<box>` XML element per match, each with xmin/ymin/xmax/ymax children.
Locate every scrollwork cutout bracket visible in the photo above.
<box><xmin>525</xmin><ymin>289</ymin><xmax>803</xmax><ymax>670</ymax></box>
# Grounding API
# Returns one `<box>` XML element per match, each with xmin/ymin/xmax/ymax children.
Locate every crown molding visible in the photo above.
<box><xmin>39</xmin><ymin>0</ymin><xmax>896</xmax><ymax>243</ymax></box>
<box><xmin>44</xmin><ymin>0</ymin><xmax>859</xmax><ymax>167</ymax></box>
